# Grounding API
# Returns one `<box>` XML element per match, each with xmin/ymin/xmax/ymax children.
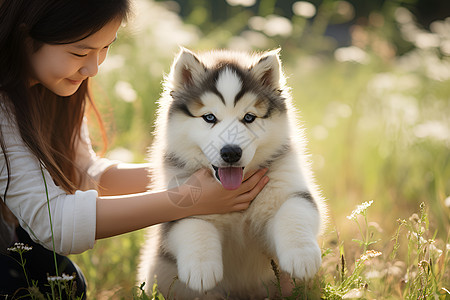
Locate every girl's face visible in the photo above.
<box><xmin>28</xmin><ymin>19</ymin><xmax>121</xmax><ymax>96</ymax></box>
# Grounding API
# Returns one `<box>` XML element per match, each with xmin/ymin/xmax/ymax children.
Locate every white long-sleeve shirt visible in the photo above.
<box><xmin>0</xmin><ymin>102</ymin><xmax>117</xmax><ymax>255</ymax></box>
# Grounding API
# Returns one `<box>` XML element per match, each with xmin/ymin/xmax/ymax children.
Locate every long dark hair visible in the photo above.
<box><xmin>0</xmin><ymin>0</ymin><xmax>131</xmax><ymax>202</ymax></box>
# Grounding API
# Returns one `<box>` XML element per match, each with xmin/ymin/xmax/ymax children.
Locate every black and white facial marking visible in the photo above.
<box><xmin>198</xmin><ymin>66</ymin><xmax>262</xmax><ymax>190</ymax></box>
<box><xmin>166</xmin><ymin>49</ymin><xmax>288</xmax><ymax>190</ymax></box>
<box><xmin>168</xmin><ymin>49</ymin><xmax>287</xmax><ymax>120</ymax></box>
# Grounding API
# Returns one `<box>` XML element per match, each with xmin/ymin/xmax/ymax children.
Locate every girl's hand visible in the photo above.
<box><xmin>177</xmin><ymin>168</ymin><xmax>269</xmax><ymax>216</ymax></box>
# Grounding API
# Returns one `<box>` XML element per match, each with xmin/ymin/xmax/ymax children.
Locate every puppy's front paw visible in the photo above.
<box><xmin>178</xmin><ymin>257</ymin><xmax>223</xmax><ymax>292</ymax></box>
<box><xmin>278</xmin><ymin>243</ymin><xmax>321</xmax><ymax>279</ymax></box>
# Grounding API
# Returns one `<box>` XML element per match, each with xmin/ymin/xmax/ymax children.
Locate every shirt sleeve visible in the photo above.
<box><xmin>75</xmin><ymin>118</ymin><xmax>119</xmax><ymax>191</ymax></box>
<box><xmin>0</xmin><ymin>109</ymin><xmax>98</xmax><ymax>255</ymax></box>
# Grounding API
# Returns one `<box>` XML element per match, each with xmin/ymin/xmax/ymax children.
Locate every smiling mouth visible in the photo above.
<box><xmin>66</xmin><ymin>78</ymin><xmax>84</xmax><ymax>85</ymax></box>
<box><xmin>212</xmin><ymin>165</ymin><xmax>245</xmax><ymax>190</ymax></box>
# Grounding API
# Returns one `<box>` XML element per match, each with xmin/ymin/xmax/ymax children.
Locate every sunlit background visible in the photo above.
<box><xmin>72</xmin><ymin>0</ymin><xmax>449</xmax><ymax>298</ymax></box>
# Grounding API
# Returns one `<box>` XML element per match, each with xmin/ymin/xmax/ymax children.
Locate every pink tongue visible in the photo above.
<box><xmin>218</xmin><ymin>167</ymin><xmax>243</xmax><ymax>190</ymax></box>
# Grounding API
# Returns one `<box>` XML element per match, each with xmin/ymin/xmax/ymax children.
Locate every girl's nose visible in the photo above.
<box><xmin>79</xmin><ymin>55</ymin><xmax>99</xmax><ymax>77</ymax></box>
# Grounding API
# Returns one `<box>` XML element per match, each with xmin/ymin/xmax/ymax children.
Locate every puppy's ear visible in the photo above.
<box><xmin>250</xmin><ymin>49</ymin><xmax>282</xmax><ymax>89</ymax></box>
<box><xmin>171</xmin><ymin>47</ymin><xmax>205</xmax><ymax>88</ymax></box>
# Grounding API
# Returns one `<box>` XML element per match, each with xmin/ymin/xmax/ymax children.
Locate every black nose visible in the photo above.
<box><xmin>220</xmin><ymin>145</ymin><xmax>242</xmax><ymax>163</ymax></box>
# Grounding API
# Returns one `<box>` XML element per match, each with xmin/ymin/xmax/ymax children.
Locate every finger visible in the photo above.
<box><xmin>237</xmin><ymin>175</ymin><xmax>269</xmax><ymax>201</ymax></box>
<box><xmin>232</xmin><ymin>201</ymin><xmax>251</xmax><ymax>212</ymax></box>
<box><xmin>240</xmin><ymin>169</ymin><xmax>268</xmax><ymax>193</ymax></box>
<box><xmin>243</xmin><ymin>168</ymin><xmax>267</xmax><ymax>182</ymax></box>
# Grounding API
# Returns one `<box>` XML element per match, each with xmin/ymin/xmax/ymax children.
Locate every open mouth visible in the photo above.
<box><xmin>212</xmin><ymin>165</ymin><xmax>245</xmax><ymax>190</ymax></box>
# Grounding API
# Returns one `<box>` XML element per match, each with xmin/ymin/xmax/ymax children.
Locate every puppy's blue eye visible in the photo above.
<box><xmin>243</xmin><ymin>113</ymin><xmax>256</xmax><ymax>123</ymax></box>
<box><xmin>202</xmin><ymin>113</ymin><xmax>217</xmax><ymax>124</ymax></box>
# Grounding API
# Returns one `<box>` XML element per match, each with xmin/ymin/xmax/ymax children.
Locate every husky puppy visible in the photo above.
<box><xmin>138</xmin><ymin>48</ymin><xmax>326</xmax><ymax>299</ymax></box>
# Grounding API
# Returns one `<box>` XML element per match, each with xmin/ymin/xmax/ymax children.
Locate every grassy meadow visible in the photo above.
<box><xmin>66</xmin><ymin>0</ymin><xmax>449</xmax><ymax>298</ymax></box>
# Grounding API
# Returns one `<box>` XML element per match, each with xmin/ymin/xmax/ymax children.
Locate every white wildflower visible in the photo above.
<box><xmin>292</xmin><ymin>1</ymin><xmax>316</xmax><ymax>19</ymax></box>
<box><xmin>395</xmin><ymin>7</ymin><xmax>414</xmax><ymax>25</ymax></box>
<box><xmin>335</xmin><ymin>46</ymin><xmax>369</xmax><ymax>64</ymax></box>
<box><xmin>115</xmin><ymin>81</ymin><xmax>137</xmax><ymax>103</ymax></box>
<box><xmin>414</xmin><ymin>32</ymin><xmax>440</xmax><ymax>49</ymax></box>
<box><xmin>7</xmin><ymin>243</ymin><xmax>33</xmax><ymax>252</ymax></box>
<box><xmin>226</xmin><ymin>0</ymin><xmax>256</xmax><ymax>7</ymax></box>
<box><xmin>47</xmin><ymin>273</ymin><xmax>75</xmax><ymax>282</ymax></box>
<box><xmin>347</xmin><ymin>200</ymin><xmax>374</xmax><ymax>220</ymax></box>
<box><xmin>248</xmin><ymin>16</ymin><xmax>266</xmax><ymax>31</ymax></box>
<box><xmin>47</xmin><ymin>276</ymin><xmax>59</xmax><ymax>282</ymax></box>
<box><xmin>357</xmin><ymin>250</ymin><xmax>382</xmax><ymax>263</ymax></box>
<box><xmin>262</xmin><ymin>15</ymin><xmax>293</xmax><ymax>37</ymax></box>
<box><xmin>414</xmin><ymin>120</ymin><xmax>450</xmax><ymax>143</ymax></box>
<box><xmin>409</xmin><ymin>231</ymin><xmax>427</xmax><ymax>244</ymax></box>
<box><xmin>62</xmin><ymin>274</ymin><xmax>75</xmax><ymax>281</ymax></box>
<box><xmin>428</xmin><ymin>242</ymin><xmax>443</xmax><ymax>256</ymax></box>
<box><xmin>342</xmin><ymin>288</ymin><xmax>364</xmax><ymax>298</ymax></box>
<box><xmin>240</xmin><ymin>30</ymin><xmax>269</xmax><ymax>49</ymax></box>
<box><xmin>249</xmin><ymin>14</ymin><xmax>294</xmax><ymax>38</ymax></box>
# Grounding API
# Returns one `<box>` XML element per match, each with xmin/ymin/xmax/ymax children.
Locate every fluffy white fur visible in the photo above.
<box><xmin>137</xmin><ymin>48</ymin><xmax>326</xmax><ymax>299</ymax></box>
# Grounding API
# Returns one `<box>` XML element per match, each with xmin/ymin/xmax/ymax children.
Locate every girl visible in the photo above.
<box><xmin>0</xmin><ymin>0</ymin><xmax>269</xmax><ymax>298</ymax></box>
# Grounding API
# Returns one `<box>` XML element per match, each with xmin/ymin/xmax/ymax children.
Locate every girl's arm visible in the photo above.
<box><xmin>95</xmin><ymin>168</ymin><xmax>268</xmax><ymax>239</ymax></box>
<box><xmin>97</xmin><ymin>163</ymin><xmax>151</xmax><ymax>196</ymax></box>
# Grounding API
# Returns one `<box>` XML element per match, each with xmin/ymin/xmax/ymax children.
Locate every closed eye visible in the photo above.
<box><xmin>71</xmin><ymin>52</ymin><xmax>88</xmax><ymax>57</ymax></box>
<box><xmin>70</xmin><ymin>46</ymin><xmax>110</xmax><ymax>58</ymax></box>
